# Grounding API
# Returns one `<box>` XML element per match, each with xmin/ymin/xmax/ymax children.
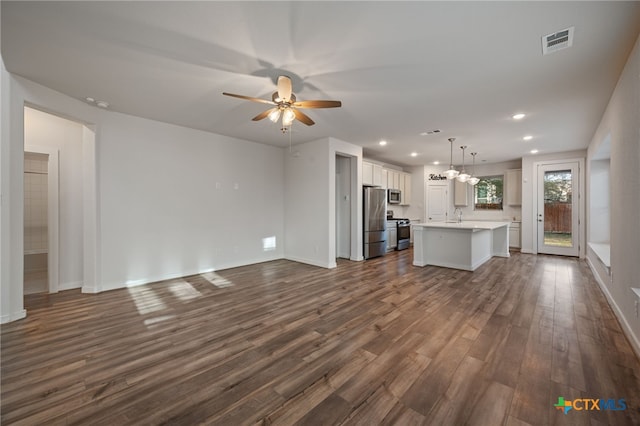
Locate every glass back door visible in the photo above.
<box><xmin>537</xmin><ymin>162</ymin><xmax>579</xmax><ymax>256</ymax></box>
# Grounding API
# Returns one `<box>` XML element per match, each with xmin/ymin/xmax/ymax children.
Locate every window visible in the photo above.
<box><xmin>474</xmin><ymin>175</ymin><xmax>503</xmax><ymax>210</ymax></box>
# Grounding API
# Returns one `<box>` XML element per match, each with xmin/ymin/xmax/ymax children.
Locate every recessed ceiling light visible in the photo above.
<box><xmin>523</xmin><ymin>135</ymin><xmax>533</xmax><ymax>141</ymax></box>
<box><xmin>410</xmin><ymin>152</ymin><xmax>418</xmax><ymax>157</ymax></box>
<box><xmin>96</xmin><ymin>101</ymin><xmax>109</xmax><ymax>109</ymax></box>
<box><xmin>530</xmin><ymin>149</ymin><xmax>539</xmax><ymax>154</ymax></box>
<box><xmin>379</xmin><ymin>140</ymin><xmax>387</xmax><ymax>146</ymax></box>
<box><xmin>433</xmin><ymin>161</ymin><xmax>440</xmax><ymax>165</ymax></box>
<box><xmin>85</xmin><ymin>97</ymin><xmax>95</xmax><ymax>103</ymax></box>
<box><xmin>512</xmin><ymin>113</ymin><xmax>526</xmax><ymax>120</ymax></box>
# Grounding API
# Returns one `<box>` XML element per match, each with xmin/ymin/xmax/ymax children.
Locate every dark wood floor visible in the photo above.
<box><xmin>2</xmin><ymin>250</ymin><xmax>640</xmax><ymax>425</ymax></box>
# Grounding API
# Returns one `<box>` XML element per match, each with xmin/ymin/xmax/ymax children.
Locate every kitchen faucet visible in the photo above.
<box><xmin>454</xmin><ymin>208</ymin><xmax>463</xmax><ymax>223</ymax></box>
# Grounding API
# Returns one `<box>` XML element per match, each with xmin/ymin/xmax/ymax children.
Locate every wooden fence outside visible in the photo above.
<box><xmin>544</xmin><ymin>202</ymin><xmax>572</xmax><ymax>233</ymax></box>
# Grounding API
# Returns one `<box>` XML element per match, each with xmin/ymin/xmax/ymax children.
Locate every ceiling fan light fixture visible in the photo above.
<box><xmin>282</xmin><ymin>108</ymin><xmax>295</xmax><ymax>126</ymax></box>
<box><xmin>268</xmin><ymin>108</ymin><xmax>281</xmax><ymax>123</ymax></box>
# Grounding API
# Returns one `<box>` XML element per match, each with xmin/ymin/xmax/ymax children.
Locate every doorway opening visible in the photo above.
<box><xmin>335</xmin><ymin>154</ymin><xmax>352</xmax><ymax>259</ymax></box>
<box><xmin>22</xmin><ymin>105</ymin><xmax>97</xmax><ymax>299</ymax></box>
<box><xmin>23</xmin><ymin>151</ymin><xmax>55</xmax><ymax>294</ymax></box>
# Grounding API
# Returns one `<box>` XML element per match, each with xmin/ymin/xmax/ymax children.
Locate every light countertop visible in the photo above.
<box><xmin>413</xmin><ymin>221</ymin><xmax>510</xmax><ymax>230</ymax></box>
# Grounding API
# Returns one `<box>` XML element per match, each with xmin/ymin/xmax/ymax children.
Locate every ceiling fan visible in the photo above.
<box><xmin>223</xmin><ymin>75</ymin><xmax>341</xmax><ymax>127</ymax></box>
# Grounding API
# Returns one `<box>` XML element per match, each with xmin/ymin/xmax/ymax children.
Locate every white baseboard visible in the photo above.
<box><xmin>1</xmin><ymin>309</ymin><xmax>27</xmax><ymax>324</ymax></box>
<box><xmin>81</xmin><ymin>285</ymin><xmax>100</xmax><ymax>294</ymax></box>
<box><xmin>587</xmin><ymin>257</ymin><xmax>640</xmax><ymax>359</ymax></box>
<box><xmin>284</xmin><ymin>255</ymin><xmax>335</xmax><ymax>269</ymax></box>
<box><xmin>59</xmin><ymin>280</ymin><xmax>82</xmax><ymax>291</ymax></box>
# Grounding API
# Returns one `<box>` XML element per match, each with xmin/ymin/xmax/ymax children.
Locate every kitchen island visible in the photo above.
<box><xmin>413</xmin><ymin>221</ymin><xmax>510</xmax><ymax>271</ymax></box>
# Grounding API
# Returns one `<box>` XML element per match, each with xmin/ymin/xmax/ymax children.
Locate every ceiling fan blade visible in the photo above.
<box><xmin>252</xmin><ymin>108</ymin><xmax>277</xmax><ymax>121</ymax></box>
<box><xmin>293</xmin><ymin>100</ymin><xmax>342</xmax><ymax>109</ymax></box>
<box><xmin>223</xmin><ymin>92</ymin><xmax>276</xmax><ymax>105</ymax></box>
<box><xmin>292</xmin><ymin>109</ymin><xmax>315</xmax><ymax>126</ymax></box>
<box><xmin>277</xmin><ymin>76</ymin><xmax>292</xmax><ymax>102</ymax></box>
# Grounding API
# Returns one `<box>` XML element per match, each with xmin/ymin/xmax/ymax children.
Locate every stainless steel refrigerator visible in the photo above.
<box><xmin>363</xmin><ymin>187</ymin><xmax>387</xmax><ymax>259</ymax></box>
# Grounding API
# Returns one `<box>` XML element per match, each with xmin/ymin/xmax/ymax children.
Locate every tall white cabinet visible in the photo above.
<box><xmin>505</xmin><ymin>169</ymin><xmax>522</xmax><ymax>206</ymax></box>
<box><xmin>453</xmin><ymin>179</ymin><xmax>468</xmax><ymax>206</ymax></box>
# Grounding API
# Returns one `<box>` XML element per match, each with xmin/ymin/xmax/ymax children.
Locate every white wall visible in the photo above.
<box><xmin>284</xmin><ymin>138</ymin><xmax>331</xmax><ymax>267</ymax></box>
<box><xmin>1</xmin><ymin>74</ymin><xmax>285</xmax><ymax>322</ymax></box>
<box><xmin>0</xmin><ymin>56</ymin><xmax>21</xmax><ymax>321</ymax></box>
<box><xmin>25</xmin><ymin>107</ymin><xmax>84</xmax><ymax>290</ymax></box>
<box><xmin>586</xmin><ymin>34</ymin><xmax>640</xmax><ymax>355</ymax></box>
<box><xmin>284</xmin><ymin>137</ymin><xmax>362</xmax><ymax>268</ymax></box>
<box><xmin>98</xmin><ymin>112</ymin><xmax>285</xmax><ymax>290</ymax></box>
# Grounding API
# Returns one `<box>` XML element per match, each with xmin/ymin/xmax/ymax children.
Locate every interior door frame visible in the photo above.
<box><xmin>534</xmin><ymin>158</ymin><xmax>585</xmax><ymax>257</ymax></box>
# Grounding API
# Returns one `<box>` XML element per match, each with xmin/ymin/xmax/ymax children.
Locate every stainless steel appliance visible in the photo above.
<box><xmin>364</xmin><ymin>187</ymin><xmax>387</xmax><ymax>259</ymax></box>
<box><xmin>396</xmin><ymin>219</ymin><xmax>411</xmax><ymax>250</ymax></box>
<box><xmin>388</xmin><ymin>189</ymin><xmax>401</xmax><ymax>204</ymax></box>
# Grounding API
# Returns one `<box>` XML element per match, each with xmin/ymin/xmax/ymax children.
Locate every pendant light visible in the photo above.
<box><xmin>456</xmin><ymin>146</ymin><xmax>470</xmax><ymax>182</ymax></box>
<box><xmin>444</xmin><ymin>138</ymin><xmax>459</xmax><ymax>179</ymax></box>
<box><xmin>468</xmin><ymin>152</ymin><xmax>480</xmax><ymax>186</ymax></box>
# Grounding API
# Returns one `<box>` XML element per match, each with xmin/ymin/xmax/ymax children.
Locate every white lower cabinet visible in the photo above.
<box><xmin>387</xmin><ymin>221</ymin><xmax>397</xmax><ymax>251</ymax></box>
<box><xmin>509</xmin><ymin>222</ymin><xmax>521</xmax><ymax>248</ymax></box>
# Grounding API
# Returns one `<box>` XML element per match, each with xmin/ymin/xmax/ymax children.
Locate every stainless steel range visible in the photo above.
<box><xmin>386</xmin><ymin>212</ymin><xmax>410</xmax><ymax>251</ymax></box>
<box><xmin>394</xmin><ymin>218</ymin><xmax>411</xmax><ymax>250</ymax></box>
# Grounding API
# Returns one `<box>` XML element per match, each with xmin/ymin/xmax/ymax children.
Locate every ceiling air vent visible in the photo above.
<box><xmin>542</xmin><ymin>27</ymin><xmax>574</xmax><ymax>55</ymax></box>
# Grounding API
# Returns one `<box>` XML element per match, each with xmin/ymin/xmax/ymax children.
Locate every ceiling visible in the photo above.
<box><xmin>2</xmin><ymin>1</ymin><xmax>639</xmax><ymax>167</ymax></box>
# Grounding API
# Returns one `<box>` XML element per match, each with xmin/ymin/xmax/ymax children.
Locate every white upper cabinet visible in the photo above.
<box><xmin>363</xmin><ymin>161</ymin><xmax>374</xmax><ymax>186</ymax></box>
<box><xmin>506</xmin><ymin>169</ymin><xmax>522</xmax><ymax>206</ymax></box>
<box><xmin>387</xmin><ymin>169</ymin><xmax>400</xmax><ymax>190</ymax></box>
<box><xmin>454</xmin><ymin>178</ymin><xmax>468</xmax><ymax>206</ymax></box>
<box><xmin>372</xmin><ymin>164</ymin><xmax>383</xmax><ymax>187</ymax></box>
<box><xmin>363</xmin><ymin>161</ymin><xmax>384</xmax><ymax>187</ymax></box>
<box><xmin>364</xmin><ymin>162</ymin><xmax>412</xmax><ymax>205</ymax></box>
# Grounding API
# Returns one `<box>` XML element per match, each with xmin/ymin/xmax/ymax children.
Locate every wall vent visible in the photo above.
<box><xmin>420</xmin><ymin>129</ymin><xmax>441</xmax><ymax>136</ymax></box>
<box><xmin>542</xmin><ymin>27</ymin><xmax>574</xmax><ymax>55</ymax></box>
